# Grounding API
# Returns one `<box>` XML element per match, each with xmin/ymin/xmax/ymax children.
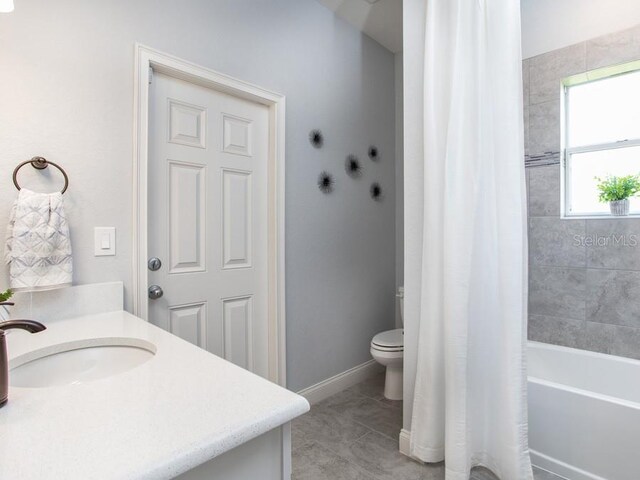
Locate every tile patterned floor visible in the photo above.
<box><xmin>292</xmin><ymin>373</ymin><xmax>562</xmax><ymax>480</ymax></box>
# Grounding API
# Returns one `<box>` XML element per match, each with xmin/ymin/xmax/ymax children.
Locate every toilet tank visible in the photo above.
<box><xmin>397</xmin><ymin>286</ymin><xmax>404</xmax><ymax>326</ymax></box>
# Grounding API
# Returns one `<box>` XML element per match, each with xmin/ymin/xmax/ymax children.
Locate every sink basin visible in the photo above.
<box><xmin>10</xmin><ymin>339</ymin><xmax>156</xmax><ymax>388</ymax></box>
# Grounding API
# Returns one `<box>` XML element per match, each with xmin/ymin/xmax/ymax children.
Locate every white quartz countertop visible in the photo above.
<box><xmin>0</xmin><ymin>311</ymin><xmax>309</xmax><ymax>479</ymax></box>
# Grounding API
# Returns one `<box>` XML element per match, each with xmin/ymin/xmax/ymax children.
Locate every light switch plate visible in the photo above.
<box><xmin>94</xmin><ymin>227</ymin><xmax>116</xmax><ymax>256</ymax></box>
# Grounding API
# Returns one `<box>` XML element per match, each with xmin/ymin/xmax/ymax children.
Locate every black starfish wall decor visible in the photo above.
<box><xmin>345</xmin><ymin>154</ymin><xmax>362</xmax><ymax>178</ymax></box>
<box><xmin>318</xmin><ymin>171</ymin><xmax>334</xmax><ymax>194</ymax></box>
<box><xmin>309</xmin><ymin>129</ymin><xmax>324</xmax><ymax>149</ymax></box>
<box><xmin>370</xmin><ymin>182</ymin><xmax>382</xmax><ymax>201</ymax></box>
<box><xmin>368</xmin><ymin>145</ymin><xmax>379</xmax><ymax>161</ymax></box>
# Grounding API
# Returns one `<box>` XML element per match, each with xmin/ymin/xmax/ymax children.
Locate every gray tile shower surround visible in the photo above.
<box><xmin>292</xmin><ymin>373</ymin><xmax>561</xmax><ymax>480</ymax></box>
<box><xmin>524</xmin><ymin>23</ymin><xmax>640</xmax><ymax>360</ymax></box>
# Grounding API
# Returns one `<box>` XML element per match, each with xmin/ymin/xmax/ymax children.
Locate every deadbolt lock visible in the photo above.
<box><xmin>148</xmin><ymin>257</ymin><xmax>162</xmax><ymax>271</ymax></box>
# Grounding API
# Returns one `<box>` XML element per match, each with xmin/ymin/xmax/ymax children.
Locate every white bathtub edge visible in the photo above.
<box><xmin>529</xmin><ymin>376</ymin><xmax>640</xmax><ymax>410</ymax></box>
<box><xmin>529</xmin><ymin>341</ymin><xmax>640</xmax><ymax>367</ymax></box>
<box><xmin>530</xmin><ymin>450</ymin><xmax>607</xmax><ymax>480</ymax></box>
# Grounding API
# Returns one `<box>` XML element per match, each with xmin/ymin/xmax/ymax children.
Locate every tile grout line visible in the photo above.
<box><xmin>293</xmin><ymin>439</ymin><xmax>380</xmax><ymax>480</ymax></box>
<box><xmin>309</xmin><ymin>432</ymin><xmax>389</xmax><ymax>480</ymax></box>
<box><xmin>319</xmin><ymin>389</ymin><xmax>403</xmax><ymax>442</ymax></box>
<box><xmin>530</xmin><ymin>263</ymin><xmax>640</xmax><ymax>273</ymax></box>
<box><xmin>318</xmin><ymin>401</ymin><xmax>402</xmax><ymax>443</ymax></box>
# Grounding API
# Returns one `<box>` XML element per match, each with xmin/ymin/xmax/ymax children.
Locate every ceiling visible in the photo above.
<box><xmin>521</xmin><ymin>0</ymin><xmax>640</xmax><ymax>58</ymax></box>
<box><xmin>316</xmin><ymin>0</ymin><xmax>403</xmax><ymax>53</ymax></box>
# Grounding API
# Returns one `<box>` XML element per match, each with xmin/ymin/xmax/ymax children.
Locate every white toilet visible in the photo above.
<box><xmin>370</xmin><ymin>286</ymin><xmax>404</xmax><ymax>401</ymax></box>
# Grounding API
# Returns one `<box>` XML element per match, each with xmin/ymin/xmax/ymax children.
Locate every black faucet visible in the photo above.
<box><xmin>0</xmin><ymin>308</ymin><xmax>46</xmax><ymax>407</ymax></box>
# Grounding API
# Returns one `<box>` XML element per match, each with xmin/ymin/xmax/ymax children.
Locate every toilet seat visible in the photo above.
<box><xmin>371</xmin><ymin>328</ymin><xmax>403</xmax><ymax>352</ymax></box>
<box><xmin>369</xmin><ymin>289</ymin><xmax>405</xmax><ymax>401</ymax></box>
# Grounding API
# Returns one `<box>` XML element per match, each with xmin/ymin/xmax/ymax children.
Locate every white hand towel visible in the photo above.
<box><xmin>4</xmin><ymin>188</ymin><xmax>72</xmax><ymax>292</ymax></box>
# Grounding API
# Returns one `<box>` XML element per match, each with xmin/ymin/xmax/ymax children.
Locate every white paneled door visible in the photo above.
<box><xmin>148</xmin><ymin>72</ymin><xmax>269</xmax><ymax>378</ymax></box>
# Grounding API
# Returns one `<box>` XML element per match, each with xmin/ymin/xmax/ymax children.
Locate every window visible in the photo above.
<box><xmin>563</xmin><ymin>62</ymin><xmax>640</xmax><ymax>217</ymax></box>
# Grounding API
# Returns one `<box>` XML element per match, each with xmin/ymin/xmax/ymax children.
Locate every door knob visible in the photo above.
<box><xmin>148</xmin><ymin>257</ymin><xmax>162</xmax><ymax>271</ymax></box>
<box><xmin>148</xmin><ymin>285</ymin><xmax>163</xmax><ymax>300</ymax></box>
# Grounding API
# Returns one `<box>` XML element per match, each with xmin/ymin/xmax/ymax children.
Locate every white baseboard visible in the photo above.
<box><xmin>297</xmin><ymin>360</ymin><xmax>383</xmax><ymax>405</ymax></box>
<box><xmin>399</xmin><ymin>429</ymin><xmax>412</xmax><ymax>457</ymax></box>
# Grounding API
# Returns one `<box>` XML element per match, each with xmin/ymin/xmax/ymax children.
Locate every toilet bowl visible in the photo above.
<box><xmin>370</xmin><ymin>287</ymin><xmax>404</xmax><ymax>401</ymax></box>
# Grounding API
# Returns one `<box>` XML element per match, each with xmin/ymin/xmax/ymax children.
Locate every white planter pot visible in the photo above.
<box><xmin>610</xmin><ymin>199</ymin><xmax>630</xmax><ymax>216</ymax></box>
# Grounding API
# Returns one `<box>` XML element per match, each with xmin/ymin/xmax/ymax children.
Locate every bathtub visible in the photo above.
<box><xmin>528</xmin><ymin>341</ymin><xmax>640</xmax><ymax>480</ymax></box>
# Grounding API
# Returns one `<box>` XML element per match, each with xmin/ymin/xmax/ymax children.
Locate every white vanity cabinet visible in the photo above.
<box><xmin>177</xmin><ymin>425</ymin><xmax>291</xmax><ymax>480</ymax></box>
<box><xmin>0</xmin><ymin>299</ymin><xmax>308</xmax><ymax>480</ymax></box>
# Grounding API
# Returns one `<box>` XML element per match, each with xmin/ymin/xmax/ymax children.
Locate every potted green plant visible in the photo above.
<box><xmin>0</xmin><ymin>289</ymin><xmax>13</xmax><ymax>320</ymax></box>
<box><xmin>595</xmin><ymin>174</ymin><xmax>640</xmax><ymax>216</ymax></box>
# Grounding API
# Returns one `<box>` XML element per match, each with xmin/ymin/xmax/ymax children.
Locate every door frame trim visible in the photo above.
<box><xmin>133</xmin><ymin>44</ymin><xmax>287</xmax><ymax>386</ymax></box>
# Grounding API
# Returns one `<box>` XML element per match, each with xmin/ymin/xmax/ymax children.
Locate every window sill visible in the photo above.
<box><xmin>561</xmin><ymin>214</ymin><xmax>640</xmax><ymax>220</ymax></box>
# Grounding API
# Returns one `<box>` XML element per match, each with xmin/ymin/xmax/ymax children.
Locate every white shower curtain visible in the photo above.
<box><xmin>408</xmin><ymin>0</ymin><xmax>533</xmax><ymax>479</ymax></box>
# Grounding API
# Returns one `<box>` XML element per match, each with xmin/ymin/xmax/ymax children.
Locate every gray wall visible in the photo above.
<box><xmin>526</xmin><ymin>24</ymin><xmax>640</xmax><ymax>359</ymax></box>
<box><xmin>0</xmin><ymin>0</ymin><xmax>396</xmax><ymax>392</ymax></box>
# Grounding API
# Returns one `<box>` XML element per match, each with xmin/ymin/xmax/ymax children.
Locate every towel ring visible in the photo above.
<box><xmin>12</xmin><ymin>157</ymin><xmax>69</xmax><ymax>194</ymax></box>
